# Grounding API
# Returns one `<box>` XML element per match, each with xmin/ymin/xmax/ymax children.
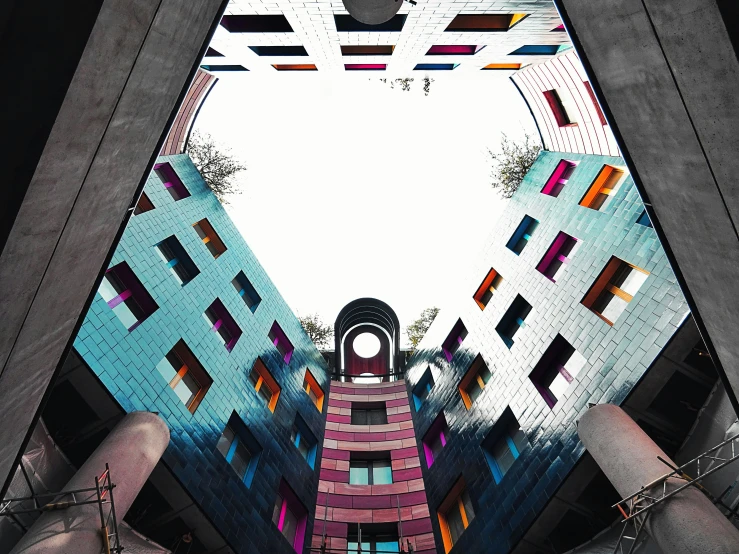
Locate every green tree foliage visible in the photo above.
<box><xmin>186</xmin><ymin>131</ymin><xmax>246</xmax><ymax>204</ymax></box>
<box><xmin>406</xmin><ymin>307</ymin><xmax>440</xmax><ymax>350</ymax></box>
<box><xmin>488</xmin><ymin>134</ymin><xmax>542</xmax><ymax>198</ymax></box>
<box><xmin>298</xmin><ymin>314</ymin><xmax>334</xmax><ymax>349</ymax></box>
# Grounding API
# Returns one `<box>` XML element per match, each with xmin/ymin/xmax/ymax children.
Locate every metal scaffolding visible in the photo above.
<box><xmin>611</xmin><ymin>433</ymin><xmax>739</xmax><ymax>554</ymax></box>
<box><xmin>0</xmin><ymin>462</ymin><xmax>122</xmax><ymax>554</ymax></box>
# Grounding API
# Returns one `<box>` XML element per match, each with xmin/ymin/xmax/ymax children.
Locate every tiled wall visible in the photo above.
<box><xmin>511</xmin><ymin>51</ymin><xmax>620</xmax><ymax>156</ymax></box>
<box><xmin>73</xmin><ymin>154</ymin><xmax>328</xmax><ymax>553</ymax></box>
<box><xmin>404</xmin><ymin>150</ymin><xmax>689</xmax><ymax>553</ymax></box>
<box><xmin>312</xmin><ymin>380</ymin><xmax>436</xmax><ymax>554</ymax></box>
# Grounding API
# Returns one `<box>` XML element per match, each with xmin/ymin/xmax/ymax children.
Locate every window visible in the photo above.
<box><xmin>482</xmin><ymin>63</ymin><xmax>521</xmax><ymax>70</ymax></box>
<box><xmin>341</xmin><ymin>45</ymin><xmax>395</xmax><ymax>56</ymax></box>
<box><xmin>530</xmin><ymin>335</ymin><xmax>587</xmax><ymax>408</ymax></box>
<box><xmin>412</xmin><ymin>367</ymin><xmax>435</xmax><ymax>411</ymax></box>
<box><xmin>347</xmin><ymin>523</ymin><xmax>399</xmax><ymax>554</ymax></box>
<box><xmin>584</xmin><ymin>81</ymin><xmax>607</xmax><ymax>125</ymax></box>
<box><xmin>215</xmin><ymin>412</ymin><xmax>261</xmax><ymax>486</ymax></box>
<box><xmin>249</xmin><ymin>358</ymin><xmax>281</xmax><ymax>412</ymax></box>
<box><xmin>349</xmin><ymin>453</ymin><xmax>393</xmax><ymax>485</ymax></box>
<box><xmin>582</xmin><ymin>257</ymin><xmax>649</xmax><ymax>325</ymax></box>
<box><xmin>459</xmin><ymin>355</ymin><xmax>492</xmax><ymax>409</ymax></box>
<box><xmin>473</xmin><ymin>267</ymin><xmax>503</xmax><ymax>310</ymax></box>
<box><xmin>154</xmin><ymin>162</ymin><xmax>190</xmax><ymax>201</ymax></box>
<box><xmin>334</xmin><ymin>14</ymin><xmax>407</xmax><ymax>32</ymax></box>
<box><xmin>249</xmin><ymin>46</ymin><xmax>308</xmax><ymax>56</ymax></box>
<box><xmin>579</xmin><ymin>165</ymin><xmax>626</xmax><ymax>211</ymax></box>
<box><xmin>345</xmin><ymin>64</ymin><xmax>387</xmax><ymax>71</ymax></box>
<box><xmin>200</xmin><ymin>64</ymin><xmax>248</xmax><ymax>72</ymax></box>
<box><xmin>221</xmin><ymin>14</ymin><xmax>294</xmax><ymax>33</ymax></box>
<box><xmin>413</xmin><ymin>64</ymin><xmax>459</xmax><ymax>71</ymax></box>
<box><xmin>272</xmin><ymin>64</ymin><xmax>317</xmax><ymax>71</ymax></box>
<box><xmin>271</xmin><ymin>479</ymin><xmax>308</xmax><ymax>553</ymax></box>
<box><xmin>509</xmin><ymin>44</ymin><xmax>563</xmax><ymax>56</ymax></box>
<box><xmin>444</xmin><ymin>14</ymin><xmax>527</xmax><ymax>32</ymax></box>
<box><xmin>496</xmin><ymin>295</ymin><xmax>532</xmax><ymax>348</ymax></box>
<box><xmin>482</xmin><ymin>408</ymin><xmax>529</xmax><ymax>483</ymax></box>
<box><xmin>442</xmin><ymin>319</ymin><xmax>468</xmax><ymax>362</ymax></box>
<box><xmin>351</xmin><ymin>402</ymin><xmax>387</xmax><ymax>425</ymax></box>
<box><xmin>303</xmin><ymin>369</ymin><xmax>325</xmax><ymax>412</ymax></box>
<box><xmin>422</xmin><ymin>413</ymin><xmax>449</xmax><ymax>467</ymax></box>
<box><xmin>290</xmin><ymin>414</ymin><xmax>318</xmax><ymax>469</ymax></box>
<box><xmin>98</xmin><ymin>262</ymin><xmax>158</xmax><ymax>331</ymax></box>
<box><xmin>133</xmin><ymin>192</ymin><xmax>155</xmax><ymax>215</ymax></box>
<box><xmin>193</xmin><ymin>218</ymin><xmax>227</xmax><ymax>258</ymax></box>
<box><xmin>426</xmin><ymin>45</ymin><xmax>484</xmax><ymax>55</ymax></box>
<box><xmin>155</xmin><ymin>235</ymin><xmax>199</xmax><ymax>285</ymax></box>
<box><xmin>155</xmin><ymin>340</ymin><xmax>212</xmax><ymax>413</ymax></box>
<box><xmin>541</xmin><ymin>160</ymin><xmax>577</xmax><ymax>197</ymax></box>
<box><xmin>506</xmin><ymin>215</ymin><xmax>538</xmax><ymax>255</ymax></box>
<box><xmin>438</xmin><ymin>477</ymin><xmax>475</xmax><ymax>553</ymax></box>
<box><xmin>203</xmin><ymin>298</ymin><xmax>242</xmax><ymax>352</ymax></box>
<box><xmin>536</xmin><ymin>232</ymin><xmax>579</xmax><ymax>283</ymax></box>
<box><xmin>232</xmin><ymin>271</ymin><xmax>261</xmax><ymax>312</ymax></box>
<box><xmin>636</xmin><ymin>210</ymin><xmax>652</xmax><ymax>227</ymax></box>
<box><xmin>543</xmin><ymin>88</ymin><xmax>579</xmax><ymax>126</ymax></box>
<box><xmin>268</xmin><ymin>321</ymin><xmax>294</xmax><ymax>363</ymax></box>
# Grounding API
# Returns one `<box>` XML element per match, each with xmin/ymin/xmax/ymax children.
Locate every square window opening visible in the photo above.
<box><xmin>442</xmin><ymin>319</ymin><xmax>468</xmax><ymax>362</ymax></box>
<box><xmin>269</xmin><ymin>321</ymin><xmax>295</xmax><ymax>364</ymax></box>
<box><xmin>232</xmin><ymin>271</ymin><xmax>262</xmax><ymax>312</ymax></box>
<box><xmin>542</xmin><ymin>160</ymin><xmax>577</xmax><ymax>197</ymax></box>
<box><xmin>351</xmin><ymin>402</ymin><xmax>387</xmax><ymax>425</ymax></box>
<box><xmin>536</xmin><ymin>232</ymin><xmax>579</xmax><ymax>283</ymax></box>
<box><xmin>496</xmin><ymin>295</ymin><xmax>532</xmax><ymax>349</ymax></box>
<box><xmin>582</xmin><ymin>257</ymin><xmax>649</xmax><ymax>325</ymax></box>
<box><xmin>349</xmin><ymin>452</ymin><xmax>393</xmax><ymax>485</ymax></box>
<box><xmin>154</xmin><ymin>162</ymin><xmax>190</xmax><ymax>201</ymax></box>
<box><xmin>529</xmin><ymin>335</ymin><xmax>587</xmax><ymax>408</ymax></box>
<box><xmin>482</xmin><ymin>408</ymin><xmax>529</xmax><ymax>483</ymax></box>
<box><xmin>347</xmin><ymin>522</ymin><xmax>400</xmax><ymax>553</ymax></box>
<box><xmin>193</xmin><ymin>218</ymin><xmax>227</xmax><ymax>258</ymax></box>
<box><xmin>155</xmin><ymin>340</ymin><xmax>212</xmax><ymax>413</ymax></box>
<box><xmin>133</xmin><ymin>191</ymin><xmax>155</xmax><ymax>215</ymax></box>
<box><xmin>98</xmin><ymin>262</ymin><xmax>158</xmax><ymax>331</ymax></box>
<box><xmin>249</xmin><ymin>357</ymin><xmax>282</xmax><ymax>412</ymax></box>
<box><xmin>506</xmin><ymin>215</ymin><xmax>539</xmax><ymax>255</ymax></box>
<box><xmin>459</xmin><ymin>355</ymin><xmax>492</xmax><ymax>410</ymax></box>
<box><xmin>579</xmin><ymin>165</ymin><xmax>627</xmax><ymax>211</ymax></box>
<box><xmin>203</xmin><ymin>298</ymin><xmax>242</xmax><ymax>352</ymax></box>
<box><xmin>156</xmin><ymin>235</ymin><xmax>199</xmax><ymax>285</ymax></box>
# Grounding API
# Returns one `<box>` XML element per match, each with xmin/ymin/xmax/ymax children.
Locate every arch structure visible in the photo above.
<box><xmin>334</xmin><ymin>298</ymin><xmax>401</xmax><ymax>382</ymax></box>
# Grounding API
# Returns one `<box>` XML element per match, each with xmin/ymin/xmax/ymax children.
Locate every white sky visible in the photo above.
<box><xmin>193</xmin><ymin>71</ymin><xmax>538</xmax><ymax>345</ymax></box>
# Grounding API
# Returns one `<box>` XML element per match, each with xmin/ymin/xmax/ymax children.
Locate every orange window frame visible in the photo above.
<box><xmin>193</xmin><ymin>218</ymin><xmax>227</xmax><ymax>258</ymax></box>
<box><xmin>582</xmin><ymin>257</ymin><xmax>649</xmax><ymax>325</ymax></box>
<box><xmin>437</xmin><ymin>477</ymin><xmax>471</xmax><ymax>553</ymax></box>
<box><xmin>167</xmin><ymin>341</ymin><xmax>212</xmax><ymax>414</ymax></box>
<box><xmin>473</xmin><ymin>268</ymin><xmax>503</xmax><ymax>310</ymax></box>
<box><xmin>303</xmin><ymin>369</ymin><xmax>324</xmax><ymax>412</ymax></box>
<box><xmin>458</xmin><ymin>356</ymin><xmax>490</xmax><ymax>410</ymax></box>
<box><xmin>250</xmin><ymin>358</ymin><xmax>281</xmax><ymax>412</ymax></box>
<box><xmin>579</xmin><ymin>165</ymin><xmax>625</xmax><ymax>210</ymax></box>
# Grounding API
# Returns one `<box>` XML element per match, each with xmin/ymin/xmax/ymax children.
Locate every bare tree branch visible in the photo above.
<box><xmin>186</xmin><ymin>131</ymin><xmax>246</xmax><ymax>204</ymax></box>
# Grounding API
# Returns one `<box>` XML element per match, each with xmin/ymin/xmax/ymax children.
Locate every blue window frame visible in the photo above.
<box><xmin>216</xmin><ymin>413</ymin><xmax>261</xmax><ymax>487</ymax></box>
<box><xmin>291</xmin><ymin>415</ymin><xmax>318</xmax><ymax>469</ymax></box>
<box><xmin>482</xmin><ymin>408</ymin><xmax>529</xmax><ymax>484</ymax></box>
<box><xmin>412</xmin><ymin>367</ymin><xmax>435</xmax><ymax>411</ymax></box>
<box><xmin>636</xmin><ymin>210</ymin><xmax>652</xmax><ymax>227</ymax></box>
<box><xmin>496</xmin><ymin>295</ymin><xmax>532</xmax><ymax>348</ymax></box>
<box><xmin>506</xmin><ymin>215</ymin><xmax>539</xmax><ymax>255</ymax></box>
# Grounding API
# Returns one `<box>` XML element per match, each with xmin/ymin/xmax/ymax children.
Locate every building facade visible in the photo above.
<box><xmin>71</xmin><ymin>154</ymin><xmax>330</xmax><ymax>553</ymax></box>
<box><xmin>403</xmin><ymin>150</ymin><xmax>701</xmax><ymax>553</ymax></box>
<box><xmin>202</xmin><ymin>1</ymin><xmax>569</xmax><ymax>74</ymax></box>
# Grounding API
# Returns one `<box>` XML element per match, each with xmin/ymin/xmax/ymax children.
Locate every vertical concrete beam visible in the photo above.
<box><xmin>578</xmin><ymin>404</ymin><xmax>739</xmax><ymax>554</ymax></box>
<box><xmin>0</xmin><ymin>0</ymin><xmax>227</xmax><ymax>496</ymax></box>
<box><xmin>10</xmin><ymin>412</ymin><xmax>170</xmax><ymax>554</ymax></box>
<box><xmin>554</xmin><ymin>0</ymin><xmax>739</xmax><ymax>415</ymax></box>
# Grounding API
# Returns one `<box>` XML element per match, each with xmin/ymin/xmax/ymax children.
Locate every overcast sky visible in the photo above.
<box><xmin>194</xmin><ymin>71</ymin><xmax>538</xmax><ymax>345</ymax></box>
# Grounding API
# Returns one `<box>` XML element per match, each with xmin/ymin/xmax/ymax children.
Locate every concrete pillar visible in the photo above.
<box><xmin>578</xmin><ymin>404</ymin><xmax>739</xmax><ymax>554</ymax></box>
<box><xmin>11</xmin><ymin>412</ymin><xmax>170</xmax><ymax>554</ymax></box>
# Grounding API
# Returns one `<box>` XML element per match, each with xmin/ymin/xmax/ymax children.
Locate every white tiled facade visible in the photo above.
<box><xmin>205</xmin><ymin>1</ymin><xmax>570</xmax><ymax>73</ymax></box>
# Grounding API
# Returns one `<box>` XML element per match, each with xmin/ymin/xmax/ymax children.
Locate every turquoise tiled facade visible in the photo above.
<box><xmin>74</xmin><ymin>154</ymin><xmax>328</xmax><ymax>553</ymax></box>
<box><xmin>405</xmin><ymin>151</ymin><xmax>690</xmax><ymax>554</ymax></box>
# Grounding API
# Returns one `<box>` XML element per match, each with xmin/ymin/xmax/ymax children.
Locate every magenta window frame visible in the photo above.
<box><xmin>422</xmin><ymin>413</ymin><xmax>449</xmax><ymax>467</ymax></box>
<box><xmin>154</xmin><ymin>162</ymin><xmax>190</xmax><ymax>201</ymax></box>
<box><xmin>442</xmin><ymin>319</ymin><xmax>468</xmax><ymax>362</ymax></box>
<box><xmin>103</xmin><ymin>262</ymin><xmax>158</xmax><ymax>331</ymax></box>
<box><xmin>344</xmin><ymin>64</ymin><xmax>387</xmax><ymax>70</ymax></box>
<box><xmin>541</xmin><ymin>160</ymin><xmax>576</xmax><ymax>197</ymax></box>
<box><xmin>275</xmin><ymin>479</ymin><xmax>308</xmax><ymax>553</ymax></box>
<box><xmin>205</xmin><ymin>298</ymin><xmax>242</xmax><ymax>352</ymax></box>
<box><xmin>426</xmin><ymin>45</ymin><xmax>484</xmax><ymax>55</ymax></box>
<box><xmin>269</xmin><ymin>321</ymin><xmax>294</xmax><ymax>364</ymax></box>
<box><xmin>536</xmin><ymin>232</ymin><xmax>578</xmax><ymax>283</ymax></box>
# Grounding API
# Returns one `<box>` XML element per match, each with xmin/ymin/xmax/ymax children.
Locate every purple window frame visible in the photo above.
<box><xmin>102</xmin><ymin>262</ymin><xmax>158</xmax><ymax>331</ymax></box>
<box><xmin>422</xmin><ymin>413</ymin><xmax>449</xmax><ymax>467</ymax></box>
<box><xmin>536</xmin><ymin>232</ymin><xmax>578</xmax><ymax>282</ymax></box>
<box><xmin>275</xmin><ymin>479</ymin><xmax>307</xmax><ymax>553</ymax></box>
<box><xmin>205</xmin><ymin>298</ymin><xmax>242</xmax><ymax>352</ymax></box>
<box><xmin>541</xmin><ymin>160</ymin><xmax>576</xmax><ymax>197</ymax></box>
<box><xmin>154</xmin><ymin>162</ymin><xmax>190</xmax><ymax>201</ymax></box>
<box><xmin>442</xmin><ymin>319</ymin><xmax>468</xmax><ymax>362</ymax></box>
<box><xmin>269</xmin><ymin>321</ymin><xmax>294</xmax><ymax>364</ymax></box>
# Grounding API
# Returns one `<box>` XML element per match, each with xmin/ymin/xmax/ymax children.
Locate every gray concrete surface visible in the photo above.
<box><xmin>555</xmin><ymin>0</ymin><xmax>739</xmax><ymax>416</ymax></box>
<box><xmin>10</xmin><ymin>412</ymin><xmax>169</xmax><ymax>554</ymax></box>
<box><xmin>0</xmin><ymin>0</ymin><xmax>226</xmax><ymax>497</ymax></box>
<box><xmin>579</xmin><ymin>404</ymin><xmax>739</xmax><ymax>554</ymax></box>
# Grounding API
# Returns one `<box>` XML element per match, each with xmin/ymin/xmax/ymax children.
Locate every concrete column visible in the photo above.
<box><xmin>11</xmin><ymin>412</ymin><xmax>170</xmax><ymax>554</ymax></box>
<box><xmin>578</xmin><ymin>404</ymin><xmax>739</xmax><ymax>554</ymax></box>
